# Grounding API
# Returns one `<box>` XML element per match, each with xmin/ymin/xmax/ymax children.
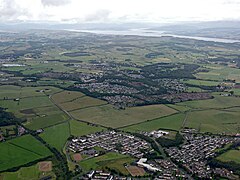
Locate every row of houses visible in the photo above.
<box><xmin>67</xmin><ymin>131</ymin><xmax>152</xmax><ymax>159</ymax></box>
<box><xmin>165</xmin><ymin>132</ymin><xmax>235</xmax><ymax>178</ymax></box>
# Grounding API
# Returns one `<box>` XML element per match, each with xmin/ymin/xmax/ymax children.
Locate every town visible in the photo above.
<box><xmin>165</xmin><ymin>130</ymin><xmax>237</xmax><ymax>179</ymax></box>
<box><xmin>67</xmin><ymin>131</ymin><xmax>151</xmax><ymax>159</ymax></box>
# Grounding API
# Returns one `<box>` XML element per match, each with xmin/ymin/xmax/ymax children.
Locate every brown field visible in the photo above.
<box><xmin>126</xmin><ymin>165</ymin><xmax>145</xmax><ymax>176</ymax></box>
<box><xmin>73</xmin><ymin>153</ymin><xmax>82</xmax><ymax>162</ymax></box>
<box><xmin>38</xmin><ymin>161</ymin><xmax>52</xmax><ymax>172</ymax></box>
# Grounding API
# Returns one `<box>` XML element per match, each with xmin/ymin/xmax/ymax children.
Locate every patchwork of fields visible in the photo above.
<box><xmin>52</xmin><ymin>91</ymin><xmax>177</xmax><ymax>128</ymax></box>
<box><xmin>0</xmin><ymin>135</ymin><xmax>52</xmax><ymax>172</ymax></box>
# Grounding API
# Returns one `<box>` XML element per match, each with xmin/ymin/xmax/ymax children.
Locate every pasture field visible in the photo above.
<box><xmin>231</xmin><ymin>88</ymin><xmax>240</xmax><ymax>96</ymax></box>
<box><xmin>40</xmin><ymin>122</ymin><xmax>70</xmax><ymax>152</ymax></box>
<box><xmin>98</xmin><ymin>157</ymin><xmax>135</xmax><ymax>175</ymax></box>
<box><xmin>166</xmin><ymin>104</ymin><xmax>191</xmax><ymax>112</ymax></box>
<box><xmin>0</xmin><ymin>163</ymin><xmax>55</xmax><ymax>180</ymax></box>
<box><xmin>0</xmin><ymin>85</ymin><xmax>62</xmax><ymax>100</ymax></box>
<box><xmin>195</xmin><ymin>65</ymin><xmax>240</xmax><ymax>83</ymax></box>
<box><xmin>186</xmin><ymin>87</ymin><xmax>205</xmax><ymax>92</ymax></box>
<box><xmin>24</xmin><ymin>112</ymin><xmax>68</xmax><ymax>130</ymax></box>
<box><xmin>0</xmin><ymin>85</ymin><xmax>69</xmax><ymax>130</ymax></box>
<box><xmin>21</xmin><ymin>62</ymin><xmax>73</xmax><ymax>75</ymax></box>
<box><xmin>59</xmin><ymin>96</ymin><xmax>107</xmax><ymax>111</ymax></box>
<box><xmin>182</xmin><ymin>79</ymin><xmax>220</xmax><ymax>86</ymax></box>
<box><xmin>51</xmin><ymin>91</ymin><xmax>85</xmax><ymax>104</ymax></box>
<box><xmin>79</xmin><ymin>152</ymin><xmax>133</xmax><ymax>173</ymax></box>
<box><xmin>9</xmin><ymin>135</ymin><xmax>52</xmax><ymax>157</ymax></box>
<box><xmin>0</xmin><ymin>96</ymin><xmax>52</xmax><ymax>113</ymax></box>
<box><xmin>177</xmin><ymin>95</ymin><xmax>240</xmax><ymax>109</ymax></box>
<box><xmin>217</xmin><ymin>149</ymin><xmax>240</xmax><ymax>164</ymax></box>
<box><xmin>185</xmin><ymin>109</ymin><xmax>240</xmax><ymax>134</ymax></box>
<box><xmin>69</xmin><ymin>120</ymin><xmax>105</xmax><ymax>136</ymax></box>
<box><xmin>0</xmin><ymin>135</ymin><xmax>51</xmax><ymax>172</ymax></box>
<box><xmin>70</xmin><ymin>104</ymin><xmax>177</xmax><ymax>128</ymax></box>
<box><xmin>122</xmin><ymin>113</ymin><xmax>184</xmax><ymax>132</ymax></box>
<box><xmin>0</xmin><ymin>165</ymin><xmax>39</xmax><ymax>180</ymax></box>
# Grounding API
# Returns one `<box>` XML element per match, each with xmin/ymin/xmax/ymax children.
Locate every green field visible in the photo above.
<box><xmin>195</xmin><ymin>65</ymin><xmax>240</xmax><ymax>83</ymax></box>
<box><xmin>122</xmin><ymin>113</ymin><xmax>184</xmax><ymax>132</ymax></box>
<box><xmin>59</xmin><ymin>96</ymin><xmax>107</xmax><ymax>111</ymax></box>
<box><xmin>40</xmin><ymin>122</ymin><xmax>70</xmax><ymax>152</ymax></box>
<box><xmin>177</xmin><ymin>95</ymin><xmax>240</xmax><ymax>109</ymax></box>
<box><xmin>98</xmin><ymin>157</ymin><xmax>135</xmax><ymax>175</ymax></box>
<box><xmin>0</xmin><ymin>96</ymin><xmax>53</xmax><ymax>112</ymax></box>
<box><xmin>185</xmin><ymin>109</ymin><xmax>240</xmax><ymax>134</ymax></box>
<box><xmin>0</xmin><ymin>85</ymin><xmax>62</xmax><ymax>100</ymax></box>
<box><xmin>217</xmin><ymin>149</ymin><xmax>240</xmax><ymax>164</ymax></box>
<box><xmin>0</xmin><ymin>85</ymin><xmax>69</xmax><ymax>130</ymax></box>
<box><xmin>51</xmin><ymin>91</ymin><xmax>85</xmax><ymax>104</ymax></box>
<box><xmin>79</xmin><ymin>152</ymin><xmax>133</xmax><ymax>173</ymax></box>
<box><xmin>24</xmin><ymin>112</ymin><xmax>68</xmax><ymax>130</ymax></box>
<box><xmin>231</xmin><ymin>88</ymin><xmax>240</xmax><ymax>96</ymax></box>
<box><xmin>0</xmin><ymin>163</ymin><xmax>55</xmax><ymax>180</ymax></box>
<box><xmin>70</xmin><ymin>120</ymin><xmax>105</xmax><ymax>136</ymax></box>
<box><xmin>70</xmin><ymin>104</ymin><xmax>177</xmax><ymax>128</ymax></box>
<box><xmin>0</xmin><ymin>135</ymin><xmax>52</xmax><ymax>172</ymax></box>
<box><xmin>173</xmin><ymin>95</ymin><xmax>240</xmax><ymax>134</ymax></box>
<box><xmin>182</xmin><ymin>79</ymin><xmax>220</xmax><ymax>86</ymax></box>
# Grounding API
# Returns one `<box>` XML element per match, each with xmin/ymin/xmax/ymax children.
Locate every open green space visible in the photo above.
<box><xmin>0</xmin><ymin>96</ymin><xmax>53</xmax><ymax>113</ymax></box>
<box><xmin>59</xmin><ymin>96</ymin><xmax>107</xmax><ymax>111</ymax></box>
<box><xmin>40</xmin><ymin>122</ymin><xmax>70</xmax><ymax>152</ymax></box>
<box><xmin>0</xmin><ymin>164</ymin><xmax>55</xmax><ymax>180</ymax></box>
<box><xmin>0</xmin><ymin>85</ymin><xmax>62</xmax><ymax>100</ymax></box>
<box><xmin>51</xmin><ymin>91</ymin><xmax>85</xmax><ymax>104</ymax></box>
<box><xmin>122</xmin><ymin>113</ymin><xmax>184</xmax><ymax>132</ymax></box>
<box><xmin>195</xmin><ymin>65</ymin><xmax>240</xmax><ymax>83</ymax></box>
<box><xmin>70</xmin><ymin>120</ymin><xmax>105</xmax><ymax>136</ymax></box>
<box><xmin>79</xmin><ymin>152</ymin><xmax>133</xmax><ymax>174</ymax></box>
<box><xmin>177</xmin><ymin>95</ymin><xmax>240</xmax><ymax>109</ymax></box>
<box><xmin>182</xmin><ymin>79</ymin><xmax>220</xmax><ymax>86</ymax></box>
<box><xmin>0</xmin><ymin>135</ymin><xmax>51</xmax><ymax>172</ymax></box>
<box><xmin>24</xmin><ymin>112</ymin><xmax>68</xmax><ymax>130</ymax></box>
<box><xmin>70</xmin><ymin>104</ymin><xmax>177</xmax><ymax>128</ymax></box>
<box><xmin>185</xmin><ymin>109</ymin><xmax>240</xmax><ymax>134</ymax></box>
<box><xmin>217</xmin><ymin>149</ymin><xmax>240</xmax><ymax>164</ymax></box>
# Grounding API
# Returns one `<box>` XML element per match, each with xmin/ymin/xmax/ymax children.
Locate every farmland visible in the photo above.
<box><xmin>40</xmin><ymin>122</ymin><xmax>70</xmax><ymax>152</ymax></box>
<box><xmin>0</xmin><ymin>163</ymin><xmax>55</xmax><ymax>180</ymax></box>
<box><xmin>79</xmin><ymin>152</ymin><xmax>134</xmax><ymax>174</ymax></box>
<box><xmin>217</xmin><ymin>149</ymin><xmax>240</xmax><ymax>164</ymax></box>
<box><xmin>122</xmin><ymin>113</ymin><xmax>184</xmax><ymax>132</ymax></box>
<box><xmin>69</xmin><ymin>120</ymin><xmax>105</xmax><ymax>136</ymax></box>
<box><xmin>0</xmin><ymin>85</ymin><xmax>69</xmax><ymax>130</ymax></box>
<box><xmin>1</xmin><ymin>29</ymin><xmax>240</xmax><ymax>178</ymax></box>
<box><xmin>70</xmin><ymin>104</ymin><xmax>177</xmax><ymax>128</ymax></box>
<box><xmin>0</xmin><ymin>135</ymin><xmax>51</xmax><ymax>172</ymax></box>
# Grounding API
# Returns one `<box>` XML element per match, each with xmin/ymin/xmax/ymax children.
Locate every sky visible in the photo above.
<box><xmin>0</xmin><ymin>0</ymin><xmax>240</xmax><ymax>23</ymax></box>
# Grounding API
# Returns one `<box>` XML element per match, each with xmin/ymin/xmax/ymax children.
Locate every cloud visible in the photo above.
<box><xmin>0</xmin><ymin>0</ymin><xmax>240</xmax><ymax>23</ymax></box>
<box><xmin>41</xmin><ymin>0</ymin><xmax>71</xmax><ymax>6</ymax></box>
<box><xmin>0</xmin><ymin>0</ymin><xmax>30</xmax><ymax>21</ymax></box>
<box><xmin>84</xmin><ymin>9</ymin><xmax>112</xmax><ymax>22</ymax></box>
<box><xmin>223</xmin><ymin>0</ymin><xmax>240</xmax><ymax>5</ymax></box>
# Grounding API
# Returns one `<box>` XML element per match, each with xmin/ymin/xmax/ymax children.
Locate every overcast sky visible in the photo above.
<box><xmin>0</xmin><ymin>0</ymin><xmax>240</xmax><ymax>23</ymax></box>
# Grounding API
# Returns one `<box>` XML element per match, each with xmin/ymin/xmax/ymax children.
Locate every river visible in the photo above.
<box><xmin>66</xmin><ymin>28</ymin><xmax>240</xmax><ymax>44</ymax></box>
